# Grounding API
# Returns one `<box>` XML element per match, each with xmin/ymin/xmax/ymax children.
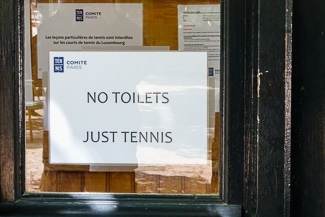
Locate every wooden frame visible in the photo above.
<box><xmin>243</xmin><ymin>0</ymin><xmax>292</xmax><ymax>216</ymax></box>
<box><xmin>0</xmin><ymin>0</ymin><xmax>293</xmax><ymax>216</ymax></box>
<box><xmin>292</xmin><ymin>1</ymin><xmax>325</xmax><ymax>216</ymax></box>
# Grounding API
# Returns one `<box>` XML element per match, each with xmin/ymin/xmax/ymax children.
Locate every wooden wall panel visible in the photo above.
<box><xmin>40</xmin><ymin>171</ymin><xmax>58</xmax><ymax>192</ymax></box>
<box><xmin>109</xmin><ymin>172</ymin><xmax>135</xmax><ymax>192</ymax></box>
<box><xmin>84</xmin><ymin>172</ymin><xmax>107</xmax><ymax>192</ymax></box>
<box><xmin>58</xmin><ymin>172</ymin><xmax>83</xmax><ymax>192</ymax></box>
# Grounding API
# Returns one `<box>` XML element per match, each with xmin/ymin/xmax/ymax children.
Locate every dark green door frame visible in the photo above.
<box><xmin>0</xmin><ymin>0</ymin><xmax>307</xmax><ymax>216</ymax></box>
<box><xmin>243</xmin><ymin>0</ymin><xmax>292</xmax><ymax>216</ymax></box>
<box><xmin>292</xmin><ymin>1</ymin><xmax>325</xmax><ymax>216</ymax></box>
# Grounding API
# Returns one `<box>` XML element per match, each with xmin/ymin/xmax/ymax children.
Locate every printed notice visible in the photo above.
<box><xmin>49</xmin><ymin>51</ymin><xmax>208</xmax><ymax>166</ymax></box>
<box><xmin>178</xmin><ymin>4</ymin><xmax>220</xmax><ymax>112</ymax></box>
<box><xmin>37</xmin><ymin>3</ymin><xmax>143</xmax><ymax>78</ymax></box>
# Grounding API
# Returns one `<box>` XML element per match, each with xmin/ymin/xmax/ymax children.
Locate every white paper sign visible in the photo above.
<box><xmin>49</xmin><ymin>51</ymin><xmax>208</xmax><ymax>165</ymax></box>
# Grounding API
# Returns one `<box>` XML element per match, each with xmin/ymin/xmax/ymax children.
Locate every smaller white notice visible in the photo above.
<box><xmin>49</xmin><ymin>51</ymin><xmax>208</xmax><ymax>166</ymax></box>
<box><xmin>178</xmin><ymin>4</ymin><xmax>221</xmax><ymax>112</ymax></box>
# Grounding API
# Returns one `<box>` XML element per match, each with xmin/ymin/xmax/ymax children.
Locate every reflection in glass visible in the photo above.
<box><xmin>25</xmin><ymin>0</ymin><xmax>220</xmax><ymax>194</ymax></box>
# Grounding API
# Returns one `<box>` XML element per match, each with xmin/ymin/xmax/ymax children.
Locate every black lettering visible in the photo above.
<box><xmin>83</xmin><ymin>131</ymin><xmax>90</xmax><ymax>142</ymax></box>
<box><xmin>87</xmin><ymin>92</ymin><xmax>109</xmax><ymax>103</ymax></box>
<box><xmin>132</xmin><ymin>92</ymin><xmax>136</xmax><ymax>103</ymax></box>
<box><xmin>121</xmin><ymin>92</ymin><xmax>131</xmax><ymax>103</ymax></box>
<box><xmin>101</xmin><ymin>131</ymin><xmax>109</xmax><ymax>142</ymax></box>
<box><xmin>139</xmin><ymin>131</ymin><xmax>148</xmax><ymax>143</ymax></box>
<box><xmin>87</xmin><ymin>92</ymin><xmax>96</xmax><ymax>103</ymax></box>
<box><xmin>137</xmin><ymin>92</ymin><xmax>145</xmax><ymax>103</ymax></box>
<box><xmin>98</xmin><ymin>92</ymin><xmax>109</xmax><ymax>103</ymax></box>
<box><xmin>130</xmin><ymin>131</ymin><xmax>138</xmax><ymax>143</ymax></box>
<box><xmin>165</xmin><ymin>132</ymin><xmax>172</xmax><ymax>143</ymax></box>
<box><xmin>150</xmin><ymin>132</ymin><xmax>159</xmax><ymax>143</ymax></box>
<box><xmin>121</xmin><ymin>131</ymin><xmax>129</xmax><ymax>142</ymax></box>
<box><xmin>162</xmin><ymin>92</ymin><xmax>169</xmax><ymax>103</ymax></box>
<box><xmin>110</xmin><ymin>131</ymin><xmax>117</xmax><ymax>143</ymax></box>
<box><xmin>112</xmin><ymin>92</ymin><xmax>120</xmax><ymax>103</ymax></box>
<box><xmin>91</xmin><ymin>131</ymin><xmax>100</xmax><ymax>142</ymax></box>
<box><xmin>145</xmin><ymin>92</ymin><xmax>153</xmax><ymax>103</ymax></box>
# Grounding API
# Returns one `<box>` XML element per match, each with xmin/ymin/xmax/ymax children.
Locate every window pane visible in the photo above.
<box><xmin>25</xmin><ymin>0</ymin><xmax>220</xmax><ymax>194</ymax></box>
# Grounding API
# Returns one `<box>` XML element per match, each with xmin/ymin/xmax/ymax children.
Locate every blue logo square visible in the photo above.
<box><xmin>54</xmin><ymin>57</ymin><xmax>64</xmax><ymax>73</ymax></box>
<box><xmin>76</xmin><ymin>9</ymin><xmax>84</xmax><ymax>22</ymax></box>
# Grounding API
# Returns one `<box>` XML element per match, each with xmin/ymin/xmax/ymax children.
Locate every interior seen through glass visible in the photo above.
<box><xmin>25</xmin><ymin>0</ymin><xmax>220</xmax><ymax>194</ymax></box>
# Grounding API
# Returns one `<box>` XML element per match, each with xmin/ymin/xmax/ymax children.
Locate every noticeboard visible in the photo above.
<box><xmin>49</xmin><ymin>51</ymin><xmax>208</xmax><ymax>166</ymax></box>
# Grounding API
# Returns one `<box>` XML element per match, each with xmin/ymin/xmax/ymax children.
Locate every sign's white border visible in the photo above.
<box><xmin>49</xmin><ymin>51</ymin><xmax>208</xmax><ymax>166</ymax></box>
